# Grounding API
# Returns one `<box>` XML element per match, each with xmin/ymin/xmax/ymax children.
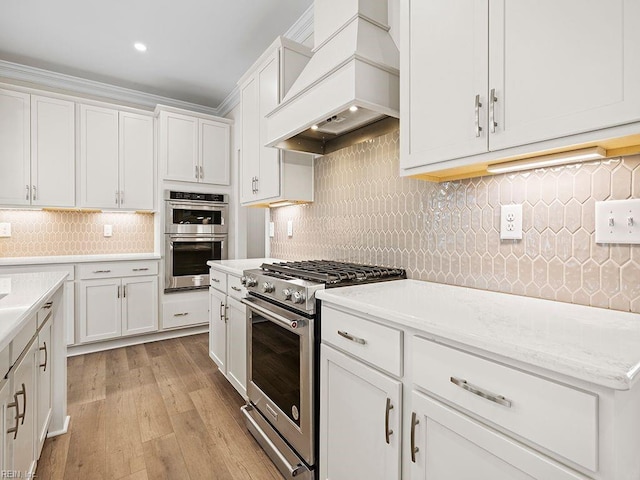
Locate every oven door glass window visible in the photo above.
<box><xmin>172</xmin><ymin>240</ymin><xmax>221</xmax><ymax>276</ymax></box>
<box><xmin>172</xmin><ymin>208</ymin><xmax>222</xmax><ymax>226</ymax></box>
<box><xmin>251</xmin><ymin>315</ymin><xmax>301</xmax><ymax>426</ymax></box>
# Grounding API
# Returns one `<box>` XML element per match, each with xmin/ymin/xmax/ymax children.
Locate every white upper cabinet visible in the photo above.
<box><xmin>400</xmin><ymin>0</ymin><xmax>640</xmax><ymax>176</ymax></box>
<box><xmin>157</xmin><ymin>106</ymin><xmax>231</xmax><ymax>185</ymax></box>
<box><xmin>239</xmin><ymin>37</ymin><xmax>314</xmax><ymax>207</ymax></box>
<box><xmin>0</xmin><ymin>89</ymin><xmax>74</xmax><ymax>207</ymax></box>
<box><xmin>80</xmin><ymin>104</ymin><xmax>154</xmax><ymax>210</ymax></box>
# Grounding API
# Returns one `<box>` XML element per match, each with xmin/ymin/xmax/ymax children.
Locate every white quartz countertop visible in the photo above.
<box><xmin>207</xmin><ymin>258</ymin><xmax>285</xmax><ymax>277</ymax></box>
<box><xmin>0</xmin><ymin>271</ymin><xmax>68</xmax><ymax>351</ymax></box>
<box><xmin>316</xmin><ymin>279</ymin><xmax>640</xmax><ymax>391</ymax></box>
<box><xmin>0</xmin><ymin>253</ymin><xmax>160</xmax><ymax>266</ymax></box>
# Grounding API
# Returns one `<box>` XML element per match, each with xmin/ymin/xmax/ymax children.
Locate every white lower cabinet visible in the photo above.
<box><xmin>36</xmin><ymin>318</ymin><xmax>52</xmax><ymax>457</ymax></box>
<box><xmin>0</xmin><ymin>379</ymin><xmax>10</xmax><ymax>470</ymax></box>
<box><xmin>208</xmin><ymin>268</ymin><xmax>248</xmax><ymax>399</ymax></box>
<box><xmin>162</xmin><ymin>290</ymin><xmax>209</xmax><ymax>329</ymax></box>
<box><xmin>78</xmin><ymin>261</ymin><xmax>159</xmax><ymax>343</ymax></box>
<box><xmin>409</xmin><ymin>391</ymin><xmax>586</xmax><ymax>480</ymax></box>
<box><xmin>319</xmin><ymin>344</ymin><xmax>402</xmax><ymax>480</ymax></box>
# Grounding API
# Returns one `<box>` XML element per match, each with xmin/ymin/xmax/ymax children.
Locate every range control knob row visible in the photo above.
<box><xmin>243</xmin><ymin>277</ymin><xmax>257</xmax><ymax>287</ymax></box>
<box><xmin>282</xmin><ymin>288</ymin><xmax>293</xmax><ymax>300</ymax></box>
<box><xmin>292</xmin><ymin>291</ymin><xmax>306</xmax><ymax>304</ymax></box>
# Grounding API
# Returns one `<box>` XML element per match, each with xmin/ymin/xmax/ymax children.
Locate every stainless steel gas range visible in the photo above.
<box><xmin>240</xmin><ymin>260</ymin><xmax>406</xmax><ymax>480</ymax></box>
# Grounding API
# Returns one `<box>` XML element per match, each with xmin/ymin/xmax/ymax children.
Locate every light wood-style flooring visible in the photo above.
<box><xmin>36</xmin><ymin>333</ymin><xmax>284</xmax><ymax>480</ymax></box>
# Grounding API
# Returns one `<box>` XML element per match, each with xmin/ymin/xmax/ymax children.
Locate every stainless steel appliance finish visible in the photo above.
<box><xmin>242</xmin><ymin>260</ymin><xmax>406</xmax><ymax>479</ymax></box>
<box><xmin>164</xmin><ymin>191</ymin><xmax>228</xmax><ymax>292</ymax></box>
<box><xmin>164</xmin><ymin>190</ymin><xmax>228</xmax><ymax>235</ymax></box>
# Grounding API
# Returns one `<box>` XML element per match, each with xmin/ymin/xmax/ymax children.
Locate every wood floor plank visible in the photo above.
<box><xmin>142</xmin><ymin>433</ymin><xmax>191</xmax><ymax>480</ymax></box>
<box><xmin>126</xmin><ymin>343</ymin><xmax>150</xmax><ymax>370</ymax></box>
<box><xmin>149</xmin><ymin>353</ymin><xmax>195</xmax><ymax>416</ymax></box>
<box><xmin>63</xmin><ymin>400</ymin><xmax>107</xmax><ymax>480</ymax></box>
<box><xmin>163</xmin><ymin>337</ymin><xmax>209</xmax><ymax>393</ymax></box>
<box><xmin>105</xmin><ymin>347</ymin><xmax>133</xmax><ymax>396</ymax></box>
<box><xmin>134</xmin><ymin>378</ymin><xmax>173</xmax><ymax>443</ymax></box>
<box><xmin>34</xmin><ymin>429</ymin><xmax>71</xmax><ymax>480</ymax></box>
<box><xmin>105</xmin><ymin>391</ymin><xmax>145</xmax><ymax>479</ymax></box>
<box><xmin>144</xmin><ymin>340</ymin><xmax>167</xmax><ymax>358</ymax></box>
<box><xmin>67</xmin><ymin>351</ymin><xmax>106</xmax><ymax>406</ymax></box>
<box><xmin>120</xmin><ymin>469</ymin><xmax>148</xmax><ymax>480</ymax></box>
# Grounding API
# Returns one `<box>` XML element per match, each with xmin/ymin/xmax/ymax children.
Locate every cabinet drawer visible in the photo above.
<box><xmin>0</xmin><ymin>344</ymin><xmax>9</xmax><ymax>379</ymax></box>
<box><xmin>162</xmin><ymin>292</ymin><xmax>209</xmax><ymax>329</ymax></box>
<box><xmin>322</xmin><ymin>306</ymin><xmax>403</xmax><ymax>377</ymax></box>
<box><xmin>412</xmin><ymin>337</ymin><xmax>598</xmax><ymax>472</ymax></box>
<box><xmin>37</xmin><ymin>298</ymin><xmax>54</xmax><ymax>328</ymax></box>
<box><xmin>209</xmin><ymin>269</ymin><xmax>227</xmax><ymax>292</ymax></box>
<box><xmin>78</xmin><ymin>261</ymin><xmax>158</xmax><ymax>279</ymax></box>
<box><xmin>227</xmin><ymin>274</ymin><xmax>246</xmax><ymax>300</ymax></box>
<box><xmin>11</xmin><ymin>315</ymin><xmax>37</xmax><ymax>364</ymax></box>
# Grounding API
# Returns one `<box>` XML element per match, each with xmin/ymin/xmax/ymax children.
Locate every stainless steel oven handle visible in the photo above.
<box><xmin>167</xmin><ymin>201</ymin><xmax>227</xmax><ymax>211</ymax></box>
<box><xmin>241</xmin><ymin>298</ymin><xmax>305</xmax><ymax>332</ymax></box>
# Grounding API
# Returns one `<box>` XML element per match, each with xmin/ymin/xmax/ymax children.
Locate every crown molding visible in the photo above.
<box><xmin>0</xmin><ymin>59</ymin><xmax>220</xmax><ymax>115</ymax></box>
<box><xmin>217</xmin><ymin>85</ymin><xmax>241</xmax><ymax>118</ymax></box>
<box><xmin>284</xmin><ymin>4</ymin><xmax>314</xmax><ymax>44</ymax></box>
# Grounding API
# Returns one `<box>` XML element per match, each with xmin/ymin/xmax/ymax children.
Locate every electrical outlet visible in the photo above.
<box><xmin>269</xmin><ymin>222</ymin><xmax>275</xmax><ymax>238</ymax></box>
<box><xmin>595</xmin><ymin>199</ymin><xmax>640</xmax><ymax>244</ymax></box>
<box><xmin>103</xmin><ymin>224</ymin><xmax>113</xmax><ymax>237</ymax></box>
<box><xmin>287</xmin><ymin>220</ymin><xmax>293</xmax><ymax>237</ymax></box>
<box><xmin>0</xmin><ymin>223</ymin><xmax>11</xmax><ymax>238</ymax></box>
<box><xmin>500</xmin><ymin>204</ymin><xmax>523</xmax><ymax>240</ymax></box>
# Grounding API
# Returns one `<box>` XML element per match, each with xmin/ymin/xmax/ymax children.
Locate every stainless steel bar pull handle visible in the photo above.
<box><xmin>195</xmin><ymin>165</ymin><xmax>199</xmax><ymax>179</ymax></box>
<box><xmin>43</xmin><ymin>301</ymin><xmax>53</xmax><ymax>309</ymax></box>
<box><xmin>231</xmin><ymin>286</ymin><xmax>241</xmax><ymax>292</ymax></box>
<box><xmin>490</xmin><ymin>88</ymin><xmax>498</xmax><ymax>133</ymax></box>
<box><xmin>199</xmin><ymin>165</ymin><xmax>204</xmax><ymax>179</ymax></box>
<box><xmin>117</xmin><ymin>286</ymin><xmax>121</xmax><ymax>298</ymax></box>
<box><xmin>219</xmin><ymin>303</ymin><xmax>225</xmax><ymax>321</ymax></box>
<box><xmin>7</xmin><ymin>396</ymin><xmax>19</xmax><ymax>439</ymax></box>
<box><xmin>92</xmin><ymin>270</ymin><xmax>112</xmax><ymax>274</ymax></box>
<box><xmin>120</xmin><ymin>190</ymin><xmax>124</xmax><ymax>205</ymax></box>
<box><xmin>337</xmin><ymin>330</ymin><xmax>366</xmax><ymax>345</ymax></box>
<box><xmin>385</xmin><ymin>398</ymin><xmax>394</xmax><ymax>444</ymax></box>
<box><xmin>16</xmin><ymin>383</ymin><xmax>26</xmax><ymax>424</ymax></box>
<box><xmin>32</xmin><ymin>185</ymin><xmax>37</xmax><ymax>201</ymax></box>
<box><xmin>173</xmin><ymin>312</ymin><xmax>189</xmax><ymax>317</ymax></box>
<box><xmin>132</xmin><ymin>268</ymin><xmax>149</xmax><ymax>272</ymax></box>
<box><xmin>410</xmin><ymin>412</ymin><xmax>420</xmax><ymax>462</ymax></box>
<box><xmin>211</xmin><ymin>278</ymin><xmax>220</xmax><ymax>283</ymax></box>
<box><xmin>123</xmin><ymin>285</ymin><xmax>127</xmax><ymax>298</ymax></box>
<box><xmin>26</xmin><ymin>184</ymin><xmax>30</xmax><ymax>200</ymax></box>
<box><xmin>115</xmin><ymin>189</ymin><xmax>119</xmax><ymax>205</ymax></box>
<box><xmin>40</xmin><ymin>342</ymin><xmax>48</xmax><ymax>371</ymax></box>
<box><xmin>450</xmin><ymin>376</ymin><xmax>512</xmax><ymax>408</ymax></box>
<box><xmin>474</xmin><ymin>94</ymin><xmax>483</xmax><ymax>137</ymax></box>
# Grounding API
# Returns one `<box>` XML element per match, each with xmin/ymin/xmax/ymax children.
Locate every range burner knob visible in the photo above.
<box><xmin>292</xmin><ymin>291</ymin><xmax>306</xmax><ymax>304</ymax></box>
<box><xmin>282</xmin><ymin>288</ymin><xmax>293</xmax><ymax>300</ymax></box>
<box><xmin>245</xmin><ymin>277</ymin><xmax>257</xmax><ymax>287</ymax></box>
<box><xmin>261</xmin><ymin>282</ymin><xmax>275</xmax><ymax>293</ymax></box>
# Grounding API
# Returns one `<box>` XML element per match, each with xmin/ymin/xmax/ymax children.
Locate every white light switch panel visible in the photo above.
<box><xmin>103</xmin><ymin>224</ymin><xmax>113</xmax><ymax>237</ymax></box>
<box><xmin>0</xmin><ymin>223</ymin><xmax>11</xmax><ymax>238</ymax></box>
<box><xmin>269</xmin><ymin>222</ymin><xmax>275</xmax><ymax>238</ymax></box>
<box><xmin>595</xmin><ymin>199</ymin><xmax>640</xmax><ymax>244</ymax></box>
<box><xmin>500</xmin><ymin>204</ymin><xmax>523</xmax><ymax>240</ymax></box>
<box><xmin>287</xmin><ymin>220</ymin><xmax>293</xmax><ymax>237</ymax></box>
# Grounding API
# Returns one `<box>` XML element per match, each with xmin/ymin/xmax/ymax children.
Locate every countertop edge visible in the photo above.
<box><xmin>0</xmin><ymin>253</ymin><xmax>161</xmax><ymax>266</ymax></box>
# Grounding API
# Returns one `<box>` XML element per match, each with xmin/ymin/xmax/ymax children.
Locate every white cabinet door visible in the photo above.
<box><xmin>78</xmin><ymin>278</ymin><xmax>122</xmax><ymax>343</ymax></box>
<box><xmin>240</xmin><ymin>76</ymin><xmax>260</xmax><ymax>203</ymax></box>
<box><xmin>161</xmin><ymin>111</ymin><xmax>198</xmax><ymax>182</ymax></box>
<box><xmin>30</xmin><ymin>95</ymin><xmax>75</xmax><ymax>207</ymax></box>
<box><xmin>401</xmin><ymin>0</ymin><xmax>489</xmax><ymax>169</ymax></box>
<box><xmin>489</xmin><ymin>0</ymin><xmax>640</xmax><ymax>151</ymax></box>
<box><xmin>11</xmin><ymin>341</ymin><xmax>37</xmax><ymax>477</ymax></box>
<box><xmin>79</xmin><ymin>104</ymin><xmax>119</xmax><ymax>209</ymax></box>
<box><xmin>319</xmin><ymin>344</ymin><xmax>402</xmax><ymax>480</ymax></box>
<box><xmin>36</xmin><ymin>319</ymin><xmax>52</xmax><ymax>457</ymax></box>
<box><xmin>119</xmin><ymin>112</ymin><xmax>154</xmax><ymax>210</ymax></box>
<box><xmin>0</xmin><ymin>380</ymin><xmax>10</xmax><ymax>471</ymax></box>
<box><xmin>208</xmin><ymin>288</ymin><xmax>227</xmax><ymax>373</ymax></box>
<box><xmin>0</xmin><ymin>89</ymin><xmax>30</xmax><ymax>205</ymax></box>
<box><xmin>256</xmin><ymin>50</ymin><xmax>281</xmax><ymax>201</ymax></box>
<box><xmin>226</xmin><ymin>296</ymin><xmax>247</xmax><ymax>398</ymax></box>
<box><xmin>122</xmin><ymin>276</ymin><xmax>158</xmax><ymax>336</ymax></box>
<box><xmin>410</xmin><ymin>391</ymin><xmax>588</xmax><ymax>480</ymax></box>
<box><xmin>199</xmin><ymin>119</ymin><xmax>230</xmax><ymax>185</ymax></box>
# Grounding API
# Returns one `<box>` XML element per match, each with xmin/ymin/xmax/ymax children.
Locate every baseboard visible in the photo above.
<box><xmin>47</xmin><ymin>415</ymin><xmax>71</xmax><ymax>437</ymax></box>
<box><xmin>67</xmin><ymin>324</ymin><xmax>208</xmax><ymax>356</ymax></box>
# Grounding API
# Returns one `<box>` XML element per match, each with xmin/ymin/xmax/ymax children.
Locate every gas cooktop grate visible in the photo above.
<box><xmin>260</xmin><ymin>260</ymin><xmax>406</xmax><ymax>286</ymax></box>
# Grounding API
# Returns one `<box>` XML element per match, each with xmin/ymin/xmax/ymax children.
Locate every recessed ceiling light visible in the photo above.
<box><xmin>349</xmin><ymin>105</ymin><xmax>358</xmax><ymax>112</ymax></box>
<box><xmin>311</xmin><ymin>125</ymin><xmax>319</xmax><ymax>130</ymax></box>
<box><xmin>134</xmin><ymin>42</ymin><xmax>147</xmax><ymax>52</ymax></box>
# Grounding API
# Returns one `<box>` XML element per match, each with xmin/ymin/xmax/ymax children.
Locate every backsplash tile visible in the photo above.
<box><xmin>0</xmin><ymin>210</ymin><xmax>154</xmax><ymax>257</ymax></box>
<box><xmin>270</xmin><ymin>131</ymin><xmax>640</xmax><ymax>314</ymax></box>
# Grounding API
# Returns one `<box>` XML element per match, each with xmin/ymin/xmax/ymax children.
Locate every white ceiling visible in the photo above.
<box><xmin>0</xmin><ymin>0</ymin><xmax>313</xmax><ymax>108</ymax></box>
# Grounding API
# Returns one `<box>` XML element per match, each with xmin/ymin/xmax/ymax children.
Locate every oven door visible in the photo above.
<box><xmin>243</xmin><ymin>296</ymin><xmax>314</xmax><ymax>466</ymax></box>
<box><xmin>164</xmin><ymin>235</ymin><xmax>227</xmax><ymax>291</ymax></box>
<box><xmin>165</xmin><ymin>201</ymin><xmax>228</xmax><ymax>235</ymax></box>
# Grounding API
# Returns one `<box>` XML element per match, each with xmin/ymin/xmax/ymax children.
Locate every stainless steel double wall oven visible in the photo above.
<box><xmin>164</xmin><ymin>190</ymin><xmax>228</xmax><ymax>292</ymax></box>
<box><xmin>241</xmin><ymin>261</ymin><xmax>406</xmax><ymax>480</ymax></box>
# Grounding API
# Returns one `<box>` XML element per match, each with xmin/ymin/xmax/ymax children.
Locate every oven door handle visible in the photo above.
<box><xmin>241</xmin><ymin>298</ymin><xmax>305</xmax><ymax>332</ymax></box>
<box><xmin>167</xmin><ymin>201</ymin><xmax>226</xmax><ymax>212</ymax></box>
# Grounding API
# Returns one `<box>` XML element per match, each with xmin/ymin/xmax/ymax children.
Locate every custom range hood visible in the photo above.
<box><xmin>266</xmin><ymin>0</ymin><xmax>399</xmax><ymax>155</ymax></box>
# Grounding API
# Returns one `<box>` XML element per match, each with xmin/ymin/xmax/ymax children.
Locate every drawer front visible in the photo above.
<box><xmin>0</xmin><ymin>344</ymin><xmax>9</xmax><ymax>379</ymax></box>
<box><xmin>209</xmin><ymin>269</ymin><xmax>227</xmax><ymax>292</ymax></box>
<box><xmin>11</xmin><ymin>315</ymin><xmax>37</xmax><ymax>364</ymax></box>
<box><xmin>322</xmin><ymin>306</ymin><xmax>403</xmax><ymax>377</ymax></box>
<box><xmin>227</xmin><ymin>274</ymin><xmax>246</xmax><ymax>300</ymax></box>
<box><xmin>162</xmin><ymin>293</ymin><xmax>209</xmax><ymax>329</ymax></box>
<box><xmin>36</xmin><ymin>300</ymin><xmax>54</xmax><ymax>328</ymax></box>
<box><xmin>412</xmin><ymin>337</ymin><xmax>598</xmax><ymax>472</ymax></box>
<box><xmin>78</xmin><ymin>261</ymin><xmax>158</xmax><ymax>279</ymax></box>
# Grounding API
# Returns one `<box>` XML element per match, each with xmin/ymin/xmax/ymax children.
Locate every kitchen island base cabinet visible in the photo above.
<box><xmin>409</xmin><ymin>391</ymin><xmax>588</xmax><ymax>480</ymax></box>
<box><xmin>36</xmin><ymin>318</ymin><xmax>52</xmax><ymax>456</ymax></box>
<box><xmin>209</xmin><ymin>288</ymin><xmax>226</xmax><ymax>372</ymax></box>
<box><xmin>225</xmin><ymin>296</ymin><xmax>246</xmax><ymax>397</ymax></box>
<box><xmin>319</xmin><ymin>344</ymin><xmax>402</xmax><ymax>480</ymax></box>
